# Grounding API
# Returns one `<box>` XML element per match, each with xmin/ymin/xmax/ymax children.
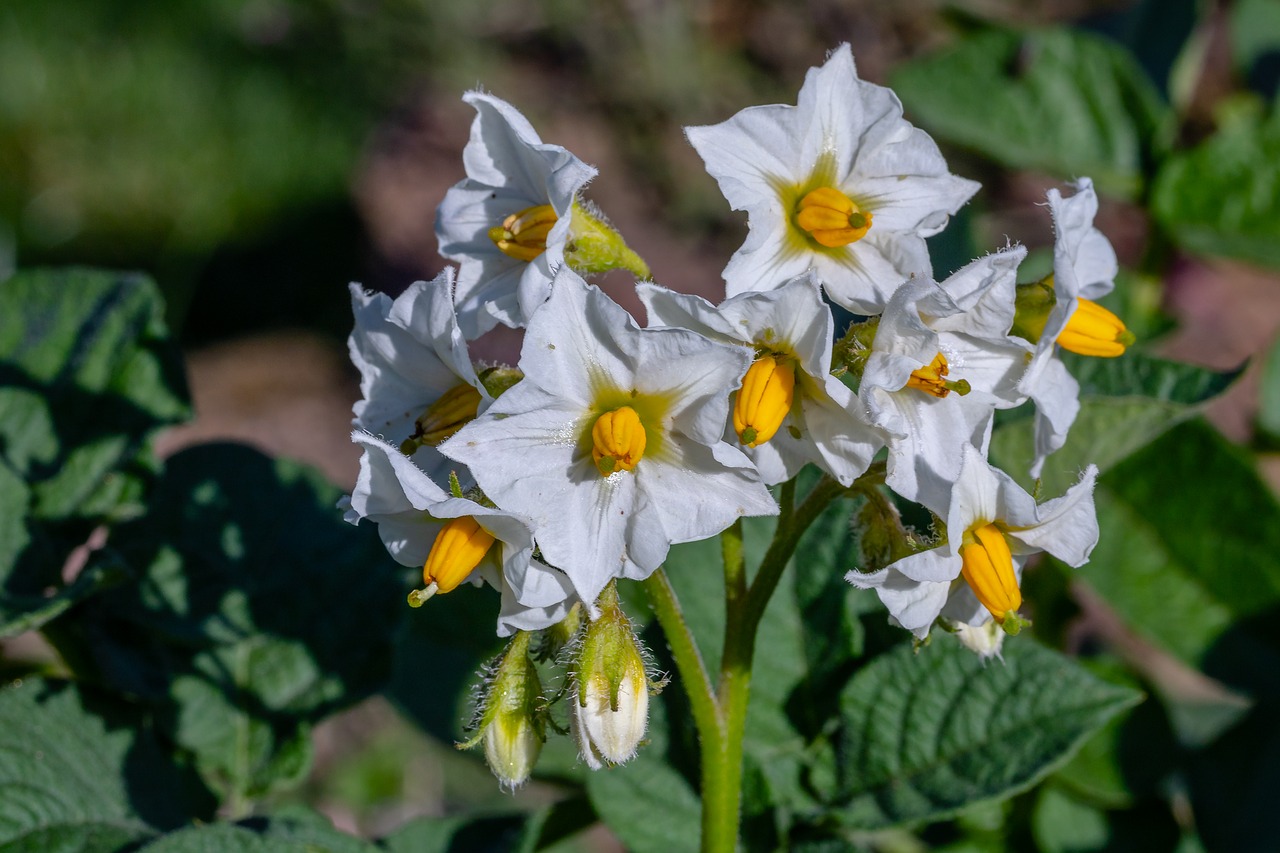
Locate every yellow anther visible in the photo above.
<box><xmin>421</xmin><ymin>516</ymin><xmax>496</xmax><ymax>595</ymax></box>
<box><xmin>905</xmin><ymin>352</ymin><xmax>971</xmax><ymax>398</ymax></box>
<box><xmin>488</xmin><ymin>204</ymin><xmax>557</xmax><ymax>261</ymax></box>
<box><xmin>960</xmin><ymin>523</ymin><xmax>1021</xmax><ymax>625</ymax></box>
<box><xmin>1057</xmin><ymin>298</ymin><xmax>1134</xmax><ymax>358</ymax></box>
<box><xmin>592</xmin><ymin>406</ymin><xmax>647</xmax><ymax>476</ymax></box>
<box><xmin>401</xmin><ymin>383</ymin><xmax>482</xmax><ymax>455</ymax></box>
<box><xmin>734</xmin><ymin>355</ymin><xmax>796</xmax><ymax>447</ymax></box>
<box><xmin>795</xmin><ymin>187</ymin><xmax>873</xmax><ymax>247</ymax></box>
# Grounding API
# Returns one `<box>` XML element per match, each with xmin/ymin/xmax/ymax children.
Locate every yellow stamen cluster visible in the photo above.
<box><xmin>734</xmin><ymin>355</ymin><xmax>796</xmax><ymax>447</ymax></box>
<box><xmin>905</xmin><ymin>353</ymin><xmax>971</xmax><ymax>398</ymax></box>
<box><xmin>411</xmin><ymin>516</ymin><xmax>496</xmax><ymax>606</ymax></box>
<box><xmin>794</xmin><ymin>187</ymin><xmax>873</xmax><ymax>248</ymax></box>
<box><xmin>1058</xmin><ymin>298</ymin><xmax>1134</xmax><ymax>358</ymax></box>
<box><xmin>959</xmin><ymin>523</ymin><xmax>1022</xmax><ymax>628</ymax></box>
<box><xmin>592</xmin><ymin>406</ymin><xmax>647</xmax><ymax>476</ymax></box>
<box><xmin>401</xmin><ymin>383</ymin><xmax>482</xmax><ymax>455</ymax></box>
<box><xmin>488</xmin><ymin>204</ymin><xmax>557</xmax><ymax>261</ymax></box>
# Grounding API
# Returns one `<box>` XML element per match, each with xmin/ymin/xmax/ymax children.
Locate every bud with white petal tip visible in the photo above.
<box><xmin>572</xmin><ymin>582</ymin><xmax>650</xmax><ymax>766</ymax></box>
<box><xmin>459</xmin><ymin>630</ymin><xmax>544</xmax><ymax>788</ymax></box>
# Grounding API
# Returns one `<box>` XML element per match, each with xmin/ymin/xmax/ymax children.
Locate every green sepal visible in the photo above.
<box><xmin>1012</xmin><ymin>275</ymin><xmax>1058</xmax><ymax>344</ymax></box>
<box><xmin>564</xmin><ymin>200</ymin><xmax>651</xmax><ymax>279</ymax></box>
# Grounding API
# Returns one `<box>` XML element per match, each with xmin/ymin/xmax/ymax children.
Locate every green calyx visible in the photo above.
<box><xmin>564</xmin><ymin>200</ymin><xmax>651</xmax><ymax>280</ymax></box>
<box><xmin>1011</xmin><ymin>274</ymin><xmax>1058</xmax><ymax>344</ymax></box>
<box><xmin>832</xmin><ymin>317</ymin><xmax>880</xmax><ymax>385</ymax></box>
<box><xmin>478</xmin><ymin>365</ymin><xmax>524</xmax><ymax>399</ymax></box>
<box><xmin>576</xmin><ymin>581</ymin><xmax>646</xmax><ymax>711</ymax></box>
<box><xmin>460</xmin><ymin>630</ymin><xmax>544</xmax><ymax>751</ymax></box>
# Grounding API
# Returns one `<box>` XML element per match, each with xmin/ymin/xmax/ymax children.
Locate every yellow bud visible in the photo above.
<box><xmin>422</xmin><ymin>516</ymin><xmax>496</xmax><ymax>594</ymax></box>
<box><xmin>959</xmin><ymin>523</ymin><xmax>1022</xmax><ymax>624</ymax></box>
<box><xmin>488</xmin><ymin>204</ymin><xmax>557</xmax><ymax>262</ymax></box>
<box><xmin>795</xmin><ymin>187</ymin><xmax>873</xmax><ymax>247</ymax></box>
<box><xmin>734</xmin><ymin>355</ymin><xmax>796</xmax><ymax>447</ymax></box>
<box><xmin>1057</xmin><ymin>298</ymin><xmax>1133</xmax><ymax>357</ymax></box>
<box><xmin>905</xmin><ymin>352</ymin><xmax>971</xmax><ymax>398</ymax></box>
<box><xmin>401</xmin><ymin>383</ymin><xmax>482</xmax><ymax>455</ymax></box>
<box><xmin>592</xmin><ymin>406</ymin><xmax>647</xmax><ymax>476</ymax></box>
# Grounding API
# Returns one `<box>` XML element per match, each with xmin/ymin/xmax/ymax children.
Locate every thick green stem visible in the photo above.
<box><xmin>742</xmin><ymin>475</ymin><xmax>847</xmax><ymax>638</ymax></box>
<box><xmin>642</xmin><ymin>570</ymin><xmax>720</xmax><ymax>743</ymax></box>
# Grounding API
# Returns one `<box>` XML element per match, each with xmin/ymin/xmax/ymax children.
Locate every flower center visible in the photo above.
<box><xmin>488</xmin><ymin>204</ymin><xmax>557</xmax><ymax>261</ymax></box>
<box><xmin>734</xmin><ymin>355</ymin><xmax>795</xmax><ymax>447</ymax></box>
<box><xmin>414</xmin><ymin>516</ymin><xmax>496</xmax><ymax>603</ymax></box>
<box><xmin>401</xmin><ymin>382</ymin><xmax>482</xmax><ymax>455</ymax></box>
<box><xmin>905</xmin><ymin>352</ymin><xmax>970</xmax><ymax>398</ymax></box>
<box><xmin>959</xmin><ymin>523</ymin><xmax>1022</xmax><ymax>626</ymax></box>
<box><xmin>592</xmin><ymin>406</ymin><xmax>647</xmax><ymax>476</ymax></box>
<box><xmin>794</xmin><ymin>187</ymin><xmax>873</xmax><ymax>248</ymax></box>
<box><xmin>1057</xmin><ymin>298</ymin><xmax>1134</xmax><ymax>358</ymax></box>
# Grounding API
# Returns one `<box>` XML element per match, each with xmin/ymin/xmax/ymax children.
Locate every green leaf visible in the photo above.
<box><xmin>380</xmin><ymin>798</ymin><xmax>597</xmax><ymax>853</ymax></box>
<box><xmin>584</xmin><ymin>701</ymin><xmax>701</xmax><ymax>853</ymax></box>
<box><xmin>1258</xmin><ymin>331</ymin><xmax>1280</xmax><ymax>441</ymax></box>
<box><xmin>0</xmin><ymin>677</ymin><xmax>214</xmax><ymax>850</ymax></box>
<box><xmin>0</xmin><ymin>268</ymin><xmax>189</xmax><ymax>635</ymax></box>
<box><xmin>890</xmin><ymin>26</ymin><xmax>1172</xmax><ymax>199</ymax></box>
<box><xmin>136</xmin><ymin>808</ymin><xmax>377</xmax><ymax>853</ymax></box>
<box><xmin>989</xmin><ymin>352</ymin><xmax>1235</xmax><ymax>496</ymax></box>
<box><xmin>830</xmin><ymin>635</ymin><xmax>1140</xmax><ymax>829</ymax></box>
<box><xmin>1230</xmin><ymin>0</ymin><xmax>1280</xmax><ymax>79</ymax></box>
<box><xmin>1081</xmin><ymin>420</ymin><xmax>1280</xmax><ymax>665</ymax></box>
<box><xmin>1151</xmin><ymin>101</ymin><xmax>1280</xmax><ymax>268</ymax></box>
<box><xmin>50</xmin><ymin>444</ymin><xmax>404</xmax><ymax>805</ymax></box>
<box><xmin>1063</xmin><ymin>351</ymin><xmax>1240</xmax><ymax>403</ymax></box>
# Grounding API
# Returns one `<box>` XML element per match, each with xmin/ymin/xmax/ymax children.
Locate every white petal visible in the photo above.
<box><xmin>1010</xmin><ymin>465</ymin><xmax>1099</xmax><ymax>566</ymax></box>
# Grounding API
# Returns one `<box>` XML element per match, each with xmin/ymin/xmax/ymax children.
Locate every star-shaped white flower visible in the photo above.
<box><xmin>859</xmin><ymin>248</ymin><xmax>1030</xmax><ymax>506</ymax></box>
<box><xmin>685</xmin><ymin>43</ymin><xmax>979</xmax><ymax>315</ymax></box>
<box><xmin>439</xmin><ymin>269</ymin><xmax>778</xmax><ymax>607</ymax></box>
<box><xmin>348</xmin><ymin>267</ymin><xmax>489</xmax><ymax>484</ymax></box>
<box><xmin>344</xmin><ymin>430</ymin><xmax>576</xmax><ymax>636</ymax></box>
<box><xmin>638</xmin><ymin>273</ymin><xmax>883</xmax><ymax>486</ymax></box>
<box><xmin>436</xmin><ymin>91</ymin><xmax>597</xmax><ymax>338</ymax></box>
<box><xmin>846</xmin><ymin>444</ymin><xmax>1098</xmax><ymax>638</ymax></box>
<box><xmin>1017</xmin><ymin>178</ymin><xmax>1120</xmax><ymax>477</ymax></box>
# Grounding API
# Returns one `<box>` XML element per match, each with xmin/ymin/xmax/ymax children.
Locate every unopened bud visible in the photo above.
<box><xmin>460</xmin><ymin>631</ymin><xmax>544</xmax><ymax>789</ymax></box>
<box><xmin>572</xmin><ymin>583</ymin><xmax>649</xmax><ymax>766</ymax></box>
<box><xmin>945</xmin><ymin>619</ymin><xmax>1005</xmax><ymax>662</ymax></box>
<box><xmin>564</xmin><ymin>200</ymin><xmax>651</xmax><ymax>280</ymax></box>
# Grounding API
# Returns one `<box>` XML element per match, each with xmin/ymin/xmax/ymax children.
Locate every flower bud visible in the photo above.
<box><xmin>572</xmin><ymin>583</ymin><xmax>649</xmax><ymax>766</ymax></box>
<box><xmin>459</xmin><ymin>631</ymin><xmax>544</xmax><ymax>789</ymax></box>
<box><xmin>945</xmin><ymin>619</ymin><xmax>1005</xmax><ymax>662</ymax></box>
<box><xmin>563</xmin><ymin>200</ymin><xmax>651</xmax><ymax>280</ymax></box>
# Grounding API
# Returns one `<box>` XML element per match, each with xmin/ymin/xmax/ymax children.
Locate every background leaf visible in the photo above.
<box><xmin>1150</xmin><ymin>100</ymin><xmax>1280</xmax><ymax>269</ymax></box>
<box><xmin>0</xmin><ymin>677</ymin><xmax>213</xmax><ymax>850</ymax></box>
<box><xmin>989</xmin><ymin>353</ymin><xmax>1236</xmax><ymax>496</ymax></box>
<box><xmin>0</xmin><ymin>268</ymin><xmax>189</xmax><ymax>636</ymax></box>
<box><xmin>1080</xmin><ymin>420</ymin><xmax>1280</xmax><ymax>666</ymax></box>
<box><xmin>49</xmin><ymin>444</ymin><xmax>404</xmax><ymax>805</ymax></box>
<box><xmin>890</xmin><ymin>26</ymin><xmax>1172</xmax><ymax>199</ymax></box>
<box><xmin>829</xmin><ymin>635</ymin><xmax>1140</xmax><ymax>830</ymax></box>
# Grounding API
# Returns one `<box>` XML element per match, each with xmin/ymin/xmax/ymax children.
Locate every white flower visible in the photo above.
<box><xmin>344</xmin><ymin>430</ymin><xmax>576</xmax><ymax>636</ymax></box>
<box><xmin>846</xmin><ymin>444</ymin><xmax>1098</xmax><ymax>638</ymax></box>
<box><xmin>685</xmin><ymin>43</ymin><xmax>979</xmax><ymax>315</ymax></box>
<box><xmin>348</xmin><ymin>268</ymin><xmax>488</xmax><ymax>483</ymax></box>
<box><xmin>1017</xmin><ymin>178</ymin><xmax>1121</xmax><ymax>477</ymax></box>
<box><xmin>436</xmin><ymin>91</ymin><xmax>597</xmax><ymax>338</ymax></box>
<box><xmin>638</xmin><ymin>273</ymin><xmax>883</xmax><ymax>486</ymax></box>
<box><xmin>859</xmin><ymin>249</ymin><xmax>1029</xmax><ymax>506</ymax></box>
<box><xmin>439</xmin><ymin>268</ymin><xmax>778</xmax><ymax>607</ymax></box>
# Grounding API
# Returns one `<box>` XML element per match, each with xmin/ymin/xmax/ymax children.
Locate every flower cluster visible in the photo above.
<box><xmin>342</xmin><ymin>44</ymin><xmax>1130</xmax><ymax>783</ymax></box>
